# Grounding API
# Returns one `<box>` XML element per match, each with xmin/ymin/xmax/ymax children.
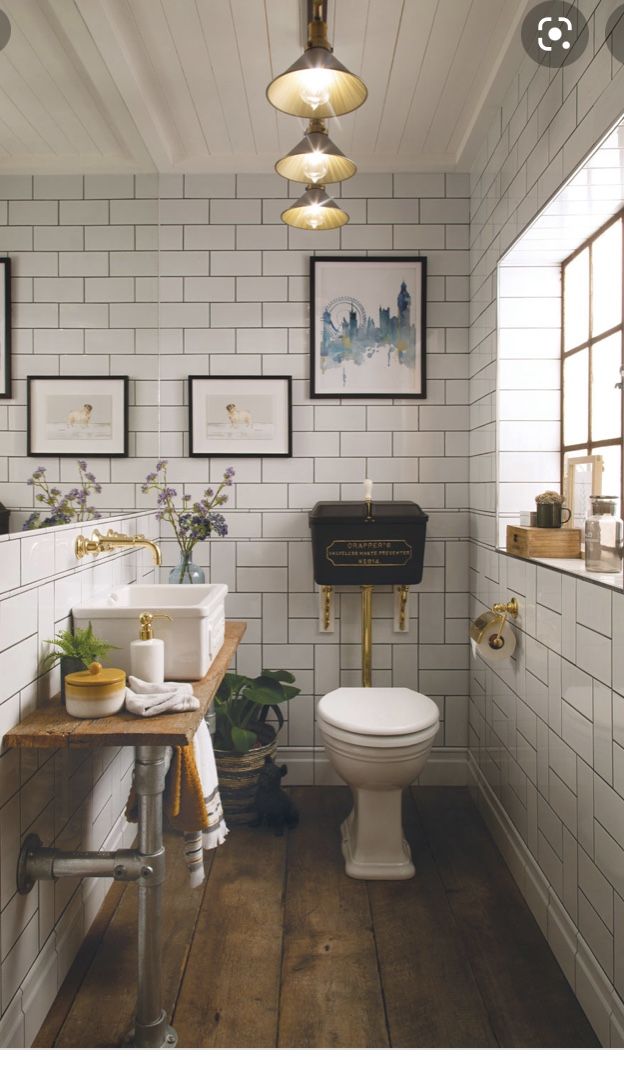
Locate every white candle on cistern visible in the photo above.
<box><xmin>364</xmin><ymin>479</ymin><xmax>373</xmax><ymax>500</ymax></box>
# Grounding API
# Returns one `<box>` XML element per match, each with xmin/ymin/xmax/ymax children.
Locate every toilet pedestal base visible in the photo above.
<box><xmin>340</xmin><ymin>787</ymin><xmax>415</xmax><ymax>881</ymax></box>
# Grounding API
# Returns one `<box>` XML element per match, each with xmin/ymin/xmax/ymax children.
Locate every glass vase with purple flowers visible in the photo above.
<box><xmin>141</xmin><ymin>461</ymin><xmax>234</xmax><ymax>583</ymax></box>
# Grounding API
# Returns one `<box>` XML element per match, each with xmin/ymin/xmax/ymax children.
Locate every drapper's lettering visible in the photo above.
<box><xmin>325</xmin><ymin>539</ymin><xmax>413</xmax><ymax>568</ymax></box>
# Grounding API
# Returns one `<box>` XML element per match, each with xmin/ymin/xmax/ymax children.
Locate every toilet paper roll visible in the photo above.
<box><xmin>473</xmin><ymin>620</ymin><xmax>516</xmax><ymax>664</ymax></box>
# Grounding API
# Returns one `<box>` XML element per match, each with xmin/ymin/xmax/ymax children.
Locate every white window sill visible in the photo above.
<box><xmin>496</xmin><ymin>548</ymin><xmax>624</xmax><ymax>593</ymax></box>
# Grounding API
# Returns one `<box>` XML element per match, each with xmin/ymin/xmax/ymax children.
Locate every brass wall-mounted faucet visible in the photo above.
<box><xmin>75</xmin><ymin>529</ymin><xmax>161</xmax><ymax>566</ymax></box>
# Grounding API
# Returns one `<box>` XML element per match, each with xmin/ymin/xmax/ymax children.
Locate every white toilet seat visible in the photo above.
<box><xmin>318</xmin><ymin>686</ymin><xmax>439</xmax><ymax>746</ymax></box>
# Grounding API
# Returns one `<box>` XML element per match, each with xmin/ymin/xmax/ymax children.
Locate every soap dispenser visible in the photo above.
<box><xmin>130</xmin><ymin>612</ymin><xmax>171</xmax><ymax>683</ymax></box>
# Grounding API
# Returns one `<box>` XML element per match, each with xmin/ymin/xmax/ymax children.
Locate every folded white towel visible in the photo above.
<box><xmin>184</xmin><ymin>720</ymin><xmax>228</xmax><ymax>887</ymax></box>
<box><xmin>125</xmin><ymin>675</ymin><xmax>200</xmax><ymax>717</ymax></box>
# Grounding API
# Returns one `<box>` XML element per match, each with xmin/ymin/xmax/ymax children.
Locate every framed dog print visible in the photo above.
<box><xmin>0</xmin><ymin>257</ymin><xmax>11</xmax><ymax>398</ymax></box>
<box><xmin>189</xmin><ymin>376</ymin><xmax>292</xmax><ymax>457</ymax></box>
<box><xmin>27</xmin><ymin>376</ymin><xmax>129</xmax><ymax>457</ymax></box>
<box><xmin>310</xmin><ymin>256</ymin><xmax>427</xmax><ymax>398</ymax></box>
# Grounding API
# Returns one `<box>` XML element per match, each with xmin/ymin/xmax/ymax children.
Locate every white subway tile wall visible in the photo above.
<box><xmin>470</xmin><ymin>2</ymin><xmax>624</xmax><ymax>1045</ymax></box>
<box><xmin>0</xmin><ymin>170</ymin><xmax>472</xmax><ymax>783</ymax></box>
<box><xmin>0</xmin><ymin>514</ymin><xmax>157</xmax><ymax>1045</ymax></box>
<box><xmin>0</xmin><ymin>171</ymin><xmax>473</xmax><ymax>1042</ymax></box>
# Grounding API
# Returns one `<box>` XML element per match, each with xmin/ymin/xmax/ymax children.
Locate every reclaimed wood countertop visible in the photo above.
<box><xmin>3</xmin><ymin>621</ymin><xmax>246</xmax><ymax>750</ymax></box>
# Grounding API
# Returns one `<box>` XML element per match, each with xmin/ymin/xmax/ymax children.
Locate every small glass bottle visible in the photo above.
<box><xmin>584</xmin><ymin>496</ymin><xmax>623</xmax><ymax>573</ymax></box>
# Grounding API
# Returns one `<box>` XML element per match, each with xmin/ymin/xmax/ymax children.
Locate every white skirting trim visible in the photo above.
<box><xmin>279</xmin><ymin>746</ymin><xmax>470</xmax><ymax>787</ymax></box>
<box><xmin>469</xmin><ymin>753</ymin><xmax>624</xmax><ymax>1048</ymax></box>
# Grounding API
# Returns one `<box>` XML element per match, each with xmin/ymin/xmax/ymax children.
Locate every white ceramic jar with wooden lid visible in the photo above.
<box><xmin>65</xmin><ymin>661</ymin><xmax>126</xmax><ymax>719</ymax></box>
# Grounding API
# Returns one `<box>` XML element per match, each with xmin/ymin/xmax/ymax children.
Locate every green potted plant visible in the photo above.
<box><xmin>212</xmin><ymin>669</ymin><xmax>300</xmax><ymax>826</ymax></box>
<box><xmin>42</xmin><ymin>622</ymin><xmax>118</xmax><ymax>700</ymax></box>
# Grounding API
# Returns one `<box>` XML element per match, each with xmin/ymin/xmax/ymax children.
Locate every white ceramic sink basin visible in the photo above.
<box><xmin>73</xmin><ymin>583</ymin><xmax>227</xmax><ymax>680</ymax></box>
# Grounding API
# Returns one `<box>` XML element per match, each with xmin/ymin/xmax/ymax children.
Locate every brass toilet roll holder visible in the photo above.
<box><xmin>470</xmin><ymin>598</ymin><xmax>518</xmax><ymax>651</ymax></box>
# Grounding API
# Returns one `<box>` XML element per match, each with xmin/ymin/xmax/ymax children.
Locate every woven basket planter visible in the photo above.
<box><xmin>214</xmin><ymin>725</ymin><xmax>277</xmax><ymax>827</ymax></box>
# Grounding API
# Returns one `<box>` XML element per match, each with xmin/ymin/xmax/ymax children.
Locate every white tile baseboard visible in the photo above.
<box><xmin>279</xmin><ymin>746</ymin><xmax>470</xmax><ymax>788</ymax></box>
<box><xmin>469</xmin><ymin>753</ymin><xmax>624</xmax><ymax>1048</ymax></box>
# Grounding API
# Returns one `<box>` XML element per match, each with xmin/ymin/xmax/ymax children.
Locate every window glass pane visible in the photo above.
<box><xmin>594</xmin><ymin>445</ymin><xmax>621</xmax><ymax>506</ymax></box>
<box><xmin>592</xmin><ymin>220</ymin><xmax>622</xmax><ymax>337</ymax></box>
<box><xmin>564</xmin><ymin>248</ymin><xmax>589</xmax><ymax>351</ymax></box>
<box><xmin>591</xmin><ymin>331</ymin><xmax>622</xmax><ymax>442</ymax></box>
<box><xmin>563</xmin><ymin>348</ymin><xmax>589</xmax><ymax>445</ymax></box>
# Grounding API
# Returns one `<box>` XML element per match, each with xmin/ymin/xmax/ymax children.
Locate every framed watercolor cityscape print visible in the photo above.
<box><xmin>189</xmin><ymin>376</ymin><xmax>292</xmax><ymax>457</ymax></box>
<box><xmin>27</xmin><ymin>376</ymin><xmax>129</xmax><ymax>457</ymax></box>
<box><xmin>0</xmin><ymin>258</ymin><xmax>11</xmax><ymax>398</ymax></box>
<box><xmin>310</xmin><ymin>256</ymin><xmax>427</xmax><ymax>399</ymax></box>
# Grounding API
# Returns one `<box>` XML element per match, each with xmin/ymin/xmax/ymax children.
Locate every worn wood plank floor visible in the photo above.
<box><xmin>35</xmin><ymin>787</ymin><xmax>599</xmax><ymax>1049</ymax></box>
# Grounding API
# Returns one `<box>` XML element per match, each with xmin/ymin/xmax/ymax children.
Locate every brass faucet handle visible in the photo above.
<box><xmin>75</xmin><ymin>532</ymin><xmax>102</xmax><ymax>559</ymax></box>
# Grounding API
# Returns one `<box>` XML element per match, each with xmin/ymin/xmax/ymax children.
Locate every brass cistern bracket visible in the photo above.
<box><xmin>395</xmin><ymin>585</ymin><xmax>409</xmax><ymax>632</ymax></box>
<box><xmin>320</xmin><ymin>585</ymin><xmax>334</xmax><ymax>632</ymax></box>
<box><xmin>75</xmin><ymin>528</ymin><xmax>161</xmax><ymax>566</ymax></box>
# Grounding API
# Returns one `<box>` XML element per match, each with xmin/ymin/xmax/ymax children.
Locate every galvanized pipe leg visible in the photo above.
<box><xmin>133</xmin><ymin>745</ymin><xmax>177</xmax><ymax>1049</ymax></box>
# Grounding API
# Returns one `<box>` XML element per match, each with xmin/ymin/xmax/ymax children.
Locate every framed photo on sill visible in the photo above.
<box><xmin>563</xmin><ymin>454</ymin><xmax>603</xmax><ymax>531</ymax></box>
<box><xmin>27</xmin><ymin>376</ymin><xmax>129</xmax><ymax>457</ymax></box>
<box><xmin>189</xmin><ymin>376</ymin><xmax>292</xmax><ymax>457</ymax></box>
<box><xmin>310</xmin><ymin>255</ymin><xmax>427</xmax><ymax>399</ymax></box>
<box><xmin>0</xmin><ymin>257</ymin><xmax>11</xmax><ymax>398</ymax></box>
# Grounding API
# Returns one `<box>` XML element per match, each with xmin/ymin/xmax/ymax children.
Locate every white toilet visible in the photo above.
<box><xmin>317</xmin><ymin>686</ymin><xmax>440</xmax><ymax>880</ymax></box>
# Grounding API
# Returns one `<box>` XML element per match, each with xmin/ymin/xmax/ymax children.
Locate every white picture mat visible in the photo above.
<box><xmin>313</xmin><ymin>260</ymin><xmax>423</xmax><ymax>396</ymax></box>
<box><xmin>191</xmin><ymin>378</ymin><xmax>290</xmax><ymax>455</ymax></box>
<box><xmin>29</xmin><ymin>379</ymin><xmax>126</xmax><ymax>455</ymax></box>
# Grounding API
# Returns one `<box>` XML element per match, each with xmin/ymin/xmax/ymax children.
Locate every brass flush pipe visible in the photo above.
<box><xmin>361</xmin><ymin>585</ymin><xmax>373</xmax><ymax>688</ymax></box>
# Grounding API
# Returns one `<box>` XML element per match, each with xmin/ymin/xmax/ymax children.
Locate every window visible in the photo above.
<box><xmin>561</xmin><ymin>211</ymin><xmax>624</xmax><ymax>511</ymax></box>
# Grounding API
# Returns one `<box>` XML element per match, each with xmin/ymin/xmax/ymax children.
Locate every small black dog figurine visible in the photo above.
<box><xmin>252</xmin><ymin>757</ymin><xmax>299</xmax><ymax>836</ymax></box>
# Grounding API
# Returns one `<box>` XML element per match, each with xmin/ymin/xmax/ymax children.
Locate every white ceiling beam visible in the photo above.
<box><xmin>76</xmin><ymin>0</ymin><xmax>179</xmax><ymax>170</ymax></box>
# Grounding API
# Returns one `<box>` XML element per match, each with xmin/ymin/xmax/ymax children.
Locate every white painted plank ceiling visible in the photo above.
<box><xmin>0</xmin><ymin>0</ymin><xmax>524</xmax><ymax>173</ymax></box>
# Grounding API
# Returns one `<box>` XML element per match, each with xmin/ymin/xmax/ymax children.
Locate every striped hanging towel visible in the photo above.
<box><xmin>125</xmin><ymin>720</ymin><xmax>228</xmax><ymax>886</ymax></box>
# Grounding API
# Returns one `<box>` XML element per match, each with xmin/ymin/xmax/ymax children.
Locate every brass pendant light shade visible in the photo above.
<box><xmin>281</xmin><ymin>185</ymin><xmax>349</xmax><ymax>230</ymax></box>
<box><xmin>266</xmin><ymin>1</ymin><xmax>367</xmax><ymax>118</ymax></box>
<box><xmin>275</xmin><ymin>119</ymin><xmax>357</xmax><ymax>184</ymax></box>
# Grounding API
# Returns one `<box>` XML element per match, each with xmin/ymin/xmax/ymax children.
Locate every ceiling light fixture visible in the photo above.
<box><xmin>280</xmin><ymin>184</ymin><xmax>349</xmax><ymax>230</ymax></box>
<box><xmin>275</xmin><ymin>119</ymin><xmax>357</xmax><ymax>184</ymax></box>
<box><xmin>266</xmin><ymin>0</ymin><xmax>367</xmax><ymax>119</ymax></box>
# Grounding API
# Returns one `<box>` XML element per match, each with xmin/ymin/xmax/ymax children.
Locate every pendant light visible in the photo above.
<box><xmin>275</xmin><ymin>118</ymin><xmax>356</xmax><ymax>184</ymax></box>
<box><xmin>281</xmin><ymin>184</ymin><xmax>349</xmax><ymax>230</ymax></box>
<box><xmin>266</xmin><ymin>0</ymin><xmax>367</xmax><ymax>119</ymax></box>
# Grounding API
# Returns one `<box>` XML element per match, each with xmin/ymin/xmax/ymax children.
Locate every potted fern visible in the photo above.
<box><xmin>213</xmin><ymin>669</ymin><xmax>300</xmax><ymax>826</ymax></box>
<box><xmin>42</xmin><ymin>622</ymin><xmax>118</xmax><ymax>700</ymax></box>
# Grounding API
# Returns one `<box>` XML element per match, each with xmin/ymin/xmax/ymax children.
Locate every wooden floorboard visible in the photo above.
<box><xmin>414</xmin><ymin>786</ymin><xmax>599</xmax><ymax>1048</ymax></box>
<box><xmin>172</xmin><ymin>823</ymin><xmax>287</xmax><ymax>1047</ymax></box>
<box><xmin>368</xmin><ymin>790</ymin><xmax>497</xmax><ymax>1048</ymax></box>
<box><xmin>278</xmin><ymin>787</ymin><xmax>389</xmax><ymax>1048</ymax></box>
<box><xmin>35</xmin><ymin>787</ymin><xmax>600</xmax><ymax>1049</ymax></box>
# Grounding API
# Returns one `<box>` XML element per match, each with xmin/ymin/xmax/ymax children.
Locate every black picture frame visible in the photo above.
<box><xmin>0</xmin><ymin>257</ymin><xmax>11</xmax><ymax>399</ymax></box>
<box><xmin>189</xmin><ymin>376</ymin><xmax>292</xmax><ymax>457</ymax></box>
<box><xmin>310</xmin><ymin>255</ymin><xmax>427</xmax><ymax>399</ymax></box>
<box><xmin>27</xmin><ymin>376</ymin><xmax>129</xmax><ymax>457</ymax></box>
